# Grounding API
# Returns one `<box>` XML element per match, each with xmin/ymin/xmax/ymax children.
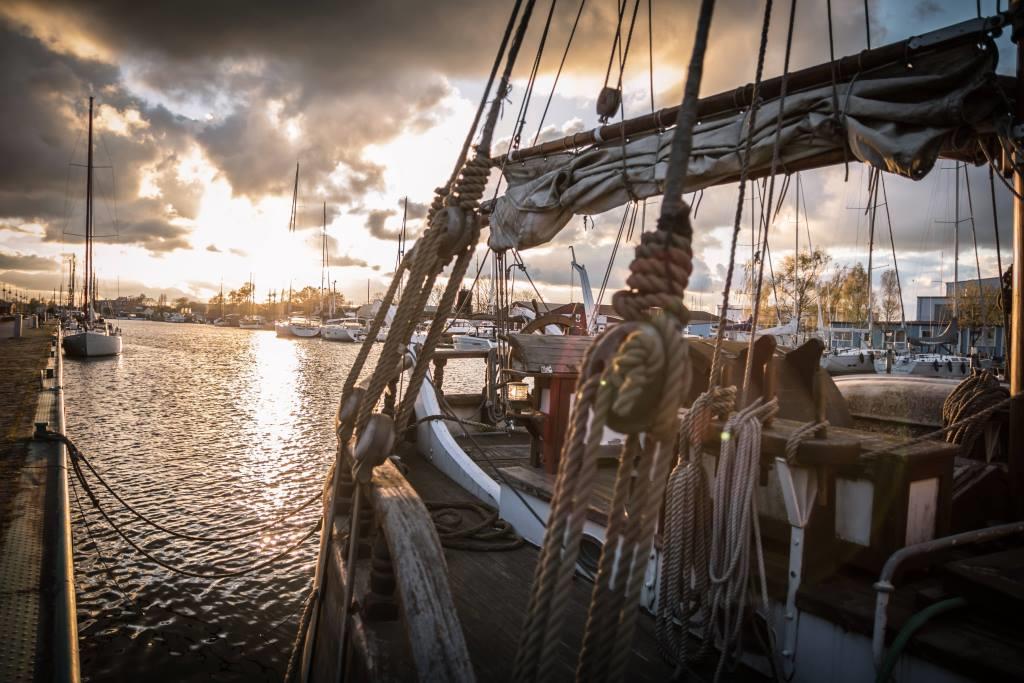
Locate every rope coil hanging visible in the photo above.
<box><xmin>512</xmin><ymin>1</ymin><xmax>716</xmax><ymax>680</ymax></box>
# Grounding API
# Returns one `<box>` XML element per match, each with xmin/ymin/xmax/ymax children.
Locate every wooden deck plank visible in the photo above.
<box><xmin>399</xmin><ymin>451</ymin><xmax>680</xmax><ymax>682</ymax></box>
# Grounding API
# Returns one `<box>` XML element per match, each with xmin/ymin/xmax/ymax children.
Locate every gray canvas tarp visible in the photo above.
<box><xmin>488</xmin><ymin>41</ymin><xmax>1002</xmax><ymax>252</ymax></box>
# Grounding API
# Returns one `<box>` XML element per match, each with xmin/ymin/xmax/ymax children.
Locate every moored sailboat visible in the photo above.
<box><xmin>62</xmin><ymin>96</ymin><xmax>122</xmax><ymax>359</ymax></box>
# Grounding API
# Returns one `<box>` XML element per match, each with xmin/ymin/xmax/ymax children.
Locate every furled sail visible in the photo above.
<box><xmin>488</xmin><ymin>40</ymin><xmax>1002</xmax><ymax>251</ymax></box>
<box><xmin>908</xmin><ymin>317</ymin><xmax>959</xmax><ymax>347</ymax></box>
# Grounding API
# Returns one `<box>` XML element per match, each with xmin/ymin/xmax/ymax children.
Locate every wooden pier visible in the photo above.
<box><xmin>0</xmin><ymin>322</ymin><xmax>78</xmax><ymax>682</ymax></box>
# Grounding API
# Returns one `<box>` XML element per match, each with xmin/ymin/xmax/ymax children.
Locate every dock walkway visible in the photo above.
<box><xmin>0</xmin><ymin>323</ymin><xmax>78</xmax><ymax>682</ymax></box>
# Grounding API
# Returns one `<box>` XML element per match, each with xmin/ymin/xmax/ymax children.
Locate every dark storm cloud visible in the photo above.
<box><xmin>333</xmin><ymin>255</ymin><xmax>370</xmax><ymax>269</ymax></box>
<box><xmin>0</xmin><ymin>0</ymin><xmax>996</xmax><ymax>289</ymax></box>
<box><xmin>0</xmin><ymin>251</ymin><xmax>59</xmax><ymax>271</ymax></box>
<box><xmin>0</xmin><ymin>20</ymin><xmax>198</xmax><ymax>253</ymax></box>
<box><xmin>366</xmin><ymin>209</ymin><xmax>400</xmax><ymax>241</ymax></box>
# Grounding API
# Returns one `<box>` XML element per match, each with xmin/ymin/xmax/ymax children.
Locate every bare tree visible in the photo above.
<box><xmin>879</xmin><ymin>270</ymin><xmax>901</xmax><ymax>323</ymax></box>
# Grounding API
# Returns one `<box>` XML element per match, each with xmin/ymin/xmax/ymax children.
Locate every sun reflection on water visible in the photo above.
<box><xmin>237</xmin><ymin>332</ymin><xmax>304</xmax><ymax>520</ymax></box>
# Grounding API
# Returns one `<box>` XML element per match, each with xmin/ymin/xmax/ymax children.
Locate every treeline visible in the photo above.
<box><xmin>746</xmin><ymin>248</ymin><xmax>1002</xmax><ymax>328</ymax></box>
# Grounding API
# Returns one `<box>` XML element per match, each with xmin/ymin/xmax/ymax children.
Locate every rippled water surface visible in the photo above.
<box><xmin>63</xmin><ymin>320</ymin><xmax>481</xmax><ymax>682</ymax></box>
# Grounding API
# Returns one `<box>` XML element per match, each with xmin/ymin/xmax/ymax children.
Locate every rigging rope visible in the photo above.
<box><xmin>533</xmin><ymin>0</ymin><xmax>588</xmax><ymax>145</ymax></box>
<box><xmin>511</xmin><ymin>0</ymin><xmax>559</xmax><ymax>153</ymax></box>
<box><xmin>741</xmin><ymin>0</ymin><xmax>798</xmax><ymax>403</ymax></box>
<box><xmin>706</xmin><ymin>0</ymin><xmax>776</xmax><ymax>390</ymax></box>
<box><xmin>512</xmin><ymin>1</ymin><xmax>714</xmax><ymax>681</ymax></box>
<box><xmin>879</xmin><ymin>176</ymin><xmax>907</xmax><ymax>327</ymax></box>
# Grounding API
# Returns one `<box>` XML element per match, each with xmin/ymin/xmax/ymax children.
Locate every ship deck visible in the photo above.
<box><xmin>402</xmin><ymin>445</ymin><xmax>770</xmax><ymax>682</ymax></box>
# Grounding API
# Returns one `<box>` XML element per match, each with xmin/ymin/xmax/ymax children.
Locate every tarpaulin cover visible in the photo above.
<box><xmin>489</xmin><ymin>42</ymin><xmax>1001</xmax><ymax>251</ymax></box>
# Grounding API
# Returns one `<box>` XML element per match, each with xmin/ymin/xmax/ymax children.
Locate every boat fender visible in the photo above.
<box><xmin>946</xmin><ymin>360</ymin><xmax>953</xmax><ymax>372</ymax></box>
<box><xmin>960</xmin><ymin>362</ymin><xmax>966</xmax><ymax>374</ymax></box>
<box><xmin>933</xmin><ymin>360</ymin><xmax>940</xmax><ymax>371</ymax></box>
<box><xmin>859</xmin><ymin>352</ymin><xmax>864</xmax><ymax>364</ymax></box>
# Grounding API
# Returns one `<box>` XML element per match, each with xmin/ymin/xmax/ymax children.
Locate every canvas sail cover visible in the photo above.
<box><xmin>488</xmin><ymin>41</ymin><xmax>1001</xmax><ymax>251</ymax></box>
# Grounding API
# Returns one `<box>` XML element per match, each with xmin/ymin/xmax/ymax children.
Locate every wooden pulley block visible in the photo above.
<box><xmin>353</xmin><ymin>414</ymin><xmax>396</xmax><ymax>484</ymax></box>
<box><xmin>337</xmin><ymin>387</ymin><xmax>366</xmax><ymax>442</ymax></box>
<box><xmin>436</xmin><ymin>206</ymin><xmax>478</xmax><ymax>258</ymax></box>
<box><xmin>581</xmin><ymin>321</ymin><xmax>666</xmax><ymax>434</ymax></box>
<box><xmin>596</xmin><ymin>86</ymin><xmax>622</xmax><ymax>121</ymax></box>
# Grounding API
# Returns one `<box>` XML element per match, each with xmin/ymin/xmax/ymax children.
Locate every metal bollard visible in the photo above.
<box><xmin>14</xmin><ymin>314</ymin><xmax>23</xmax><ymax>338</ymax></box>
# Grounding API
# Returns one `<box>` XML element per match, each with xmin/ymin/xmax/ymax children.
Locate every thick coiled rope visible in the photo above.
<box><xmin>708</xmin><ymin>398</ymin><xmax>778</xmax><ymax>683</ymax></box>
<box><xmin>425</xmin><ymin>500</ymin><xmax>524</xmax><ymax>551</ymax></box>
<box><xmin>942</xmin><ymin>369</ymin><xmax>1009</xmax><ymax>458</ymax></box>
<box><xmin>657</xmin><ymin>386</ymin><xmax>735</xmax><ymax>670</ymax></box>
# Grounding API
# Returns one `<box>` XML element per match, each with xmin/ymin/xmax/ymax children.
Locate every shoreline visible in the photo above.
<box><xmin>0</xmin><ymin>322</ymin><xmax>79</xmax><ymax>682</ymax></box>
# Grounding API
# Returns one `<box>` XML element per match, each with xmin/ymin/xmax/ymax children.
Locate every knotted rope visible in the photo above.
<box><xmin>656</xmin><ymin>0</ymin><xmax>780</xmax><ymax>674</ymax></box>
<box><xmin>513</xmin><ymin>1</ymin><xmax>715</xmax><ymax>679</ymax></box>
<box><xmin>942</xmin><ymin>369</ymin><xmax>1008</xmax><ymax>459</ymax></box>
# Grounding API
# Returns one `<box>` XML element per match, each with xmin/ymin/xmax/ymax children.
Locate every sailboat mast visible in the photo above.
<box><xmin>84</xmin><ymin>96</ymin><xmax>94</xmax><ymax>315</ymax></box>
<box><xmin>954</xmin><ymin>163</ymin><xmax>960</xmax><ymax>321</ymax></box>
<box><xmin>321</xmin><ymin>202</ymin><xmax>327</xmax><ymax>315</ymax></box>
<box><xmin>1009</xmin><ymin>0</ymin><xmax>1024</xmax><ymax>513</ymax></box>
<box><xmin>795</xmin><ymin>174</ymin><xmax>800</xmax><ymax>337</ymax></box>
<box><xmin>866</xmin><ymin>170</ymin><xmax>877</xmax><ymax>344</ymax></box>
<box><xmin>289</xmin><ymin>163</ymin><xmax>300</xmax><ymax>232</ymax></box>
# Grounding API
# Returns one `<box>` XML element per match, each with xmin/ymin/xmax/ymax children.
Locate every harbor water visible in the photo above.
<box><xmin>63</xmin><ymin>319</ymin><xmax>482</xmax><ymax>681</ymax></box>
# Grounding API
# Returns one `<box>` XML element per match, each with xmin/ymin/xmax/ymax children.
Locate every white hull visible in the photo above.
<box><xmin>321</xmin><ymin>326</ymin><xmax>364</xmax><ymax>342</ymax></box>
<box><xmin>62</xmin><ymin>330</ymin><xmax>122</xmax><ymax>357</ymax></box>
<box><xmin>289</xmin><ymin>324</ymin><xmax>320</xmax><ymax>338</ymax></box>
<box><xmin>821</xmin><ymin>350</ymin><xmax>878</xmax><ymax>376</ymax></box>
<box><xmin>889</xmin><ymin>355</ymin><xmax>971</xmax><ymax>378</ymax></box>
<box><xmin>452</xmin><ymin>334</ymin><xmax>498</xmax><ymax>351</ymax></box>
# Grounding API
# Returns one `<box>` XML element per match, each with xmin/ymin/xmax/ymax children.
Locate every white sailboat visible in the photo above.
<box><xmin>63</xmin><ymin>96</ymin><xmax>123</xmax><ymax>359</ymax></box>
<box><xmin>321</xmin><ymin>317</ymin><xmax>366</xmax><ymax>342</ymax></box>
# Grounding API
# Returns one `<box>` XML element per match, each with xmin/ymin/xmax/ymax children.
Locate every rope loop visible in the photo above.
<box><xmin>784</xmin><ymin>419</ymin><xmax>829</xmax><ymax>463</ymax></box>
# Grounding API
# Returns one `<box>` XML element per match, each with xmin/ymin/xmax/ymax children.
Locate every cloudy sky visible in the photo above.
<box><xmin>0</xmin><ymin>0</ymin><xmax>1013</xmax><ymax>315</ymax></box>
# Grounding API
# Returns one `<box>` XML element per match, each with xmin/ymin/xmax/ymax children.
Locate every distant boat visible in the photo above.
<box><xmin>238</xmin><ymin>314</ymin><xmax>267</xmax><ymax>330</ymax></box>
<box><xmin>277</xmin><ymin>315</ymin><xmax>321</xmax><ymax>338</ymax></box>
<box><xmin>821</xmin><ymin>347</ymin><xmax>878</xmax><ymax>376</ymax></box>
<box><xmin>321</xmin><ymin>317</ymin><xmax>366</xmax><ymax>342</ymax></box>
<box><xmin>62</xmin><ymin>97</ymin><xmax>122</xmax><ymax>359</ymax></box>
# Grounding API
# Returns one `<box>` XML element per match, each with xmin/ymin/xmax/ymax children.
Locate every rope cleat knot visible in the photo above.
<box><xmin>352</xmin><ymin>413</ymin><xmax>395</xmax><ymax>485</ymax></box>
<box><xmin>582</xmin><ymin>321</ymin><xmax>666</xmax><ymax>434</ymax></box>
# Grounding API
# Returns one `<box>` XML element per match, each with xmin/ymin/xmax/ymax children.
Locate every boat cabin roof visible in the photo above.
<box><xmin>505</xmin><ymin>333</ymin><xmax>593</xmax><ymax>377</ymax></box>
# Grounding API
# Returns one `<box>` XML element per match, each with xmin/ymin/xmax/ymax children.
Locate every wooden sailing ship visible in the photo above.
<box><xmin>292</xmin><ymin>3</ymin><xmax>1024</xmax><ymax>681</ymax></box>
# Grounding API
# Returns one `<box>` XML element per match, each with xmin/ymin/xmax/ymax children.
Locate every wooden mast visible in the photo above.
<box><xmin>1010</xmin><ymin>0</ymin><xmax>1024</xmax><ymax>517</ymax></box>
